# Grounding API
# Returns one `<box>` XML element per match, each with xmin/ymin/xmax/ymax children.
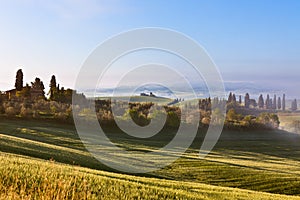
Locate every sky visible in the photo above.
<box><xmin>0</xmin><ymin>0</ymin><xmax>300</xmax><ymax>97</ymax></box>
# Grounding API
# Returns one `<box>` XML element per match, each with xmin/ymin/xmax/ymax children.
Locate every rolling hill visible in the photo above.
<box><xmin>0</xmin><ymin>118</ymin><xmax>300</xmax><ymax>199</ymax></box>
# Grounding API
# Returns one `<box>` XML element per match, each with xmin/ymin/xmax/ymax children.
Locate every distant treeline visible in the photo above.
<box><xmin>0</xmin><ymin>69</ymin><xmax>282</xmax><ymax>130</ymax></box>
<box><xmin>227</xmin><ymin>92</ymin><xmax>298</xmax><ymax>112</ymax></box>
<box><xmin>0</xmin><ymin>69</ymin><xmax>85</xmax><ymax>104</ymax></box>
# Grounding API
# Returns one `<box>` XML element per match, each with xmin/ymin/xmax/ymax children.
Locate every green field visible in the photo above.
<box><xmin>0</xmin><ymin>118</ymin><xmax>300</xmax><ymax>199</ymax></box>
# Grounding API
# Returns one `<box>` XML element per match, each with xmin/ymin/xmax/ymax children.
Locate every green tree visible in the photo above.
<box><xmin>282</xmin><ymin>94</ymin><xmax>286</xmax><ymax>111</ymax></box>
<box><xmin>239</xmin><ymin>95</ymin><xmax>242</xmax><ymax>104</ymax></box>
<box><xmin>265</xmin><ymin>94</ymin><xmax>270</xmax><ymax>109</ymax></box>
<box><xmin>15</xmin><ymin>69</ymin><xmax>23</xmax><ymax>91</ymax></box>
<box><xmin>232</xmin><ymin>94</ymin><xmax>236</xmax><ymax>103</ymax></box>
<box><xmin>49</xmin><ymin>75</ymin><xmax>57</xmax><ymax>100</ymax></box>
<box><xmin>278</xmin><ymin>97</ymin><xmax>282</xmax><ymax>110</ymax></box>
<box><xmin>227</xmin><ymin>108</ymin><xmax>239</xmax><ymax>121</ymax></box>
<box><xmin>242</xmin><ymin>115</ymin><xmax>254</xmax><ymax>127</ymax></box>
<box><xmin>166</xmin><ymin>111</ymin><xmax>180</xmax><ymax>128</ymax></box>
<box><xmin>31</xmin><ymin>78</ymin><xmax>45</xmax><ymax>99</ymax></box>
<box><xmin>273</xmin><ymin>95</ymin><xmax>277</xmax><ymax>110</ymax></box>
<box><xmin>244</xmin><ymin>93</ymin><xmax>250</xmax><ymax>108</ymax></box>
<box><xmin>258</xmin><ymin>94</ymin><xmax>264</xmax><ymax>109</ymax></box>
<box><xmin>257</xmin><ymin>113</ymin><xmax>280</xmax><ymax>128</ymax></box>
<box><xmin>228</xmin><ymin>92</ymin><xmax>233</xmax><ymax>103</ymax></box>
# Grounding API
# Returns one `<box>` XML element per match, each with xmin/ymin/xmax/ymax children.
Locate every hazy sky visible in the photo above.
<box><xmin>0</xmin><ymin>0</ymin><xmax>300</xmax><ymax>96</ymax></box>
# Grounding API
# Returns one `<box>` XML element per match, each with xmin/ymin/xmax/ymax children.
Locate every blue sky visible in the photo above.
<box><xmin>0</xmin><ymin>0</ymin><xmax>300</xmax><ymax>97</ymax></box>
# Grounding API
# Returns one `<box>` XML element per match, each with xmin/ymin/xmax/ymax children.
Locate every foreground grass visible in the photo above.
<box><xmin>0</xmin><ymin>118</ymin><xmax>300</xmax><ymax>197</ymax></box>
<box><xmin>153</xmin><ymin>129</ymin><xmax>300</xmax><ymax>195</ymax></box>
<box><xmin>1</xmin><ymin>152</ymin><xmax>299</xmax><ymax>200</ymax></box>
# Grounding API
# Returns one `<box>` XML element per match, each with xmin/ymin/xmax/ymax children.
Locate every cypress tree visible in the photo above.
<box><xmin>232</xmin><ymin>94</ymin><xmax>236</xmax><ymax>103</ymax></box>
<box><xmin>273</xmin><ymin>95</ymin><xmax>277</xmax><ymax>110</ymax></box>
<box><xmin>49</xmin><ymin>75</ymin><xmax>57</xmax><ymax>100</ymax></box>
<box><xmin>258</xmin><ymin>94</ymin><xmax>264</xmax><ymax>109</ymax></box>
<box><xmin>283</xmin><ymin>94</ymin><xmax>286</xmax><ymax>111</ymax></box>
<box><xmin>245</xmin><ymin>93</ymin><xmax>250</xmax><ymax>108</ymax></box>
<box><xmin>15</xmin><ymin>69</ymin><xmax>23</xmax><ymax>91</ymax></box>
<box><xmin>278</xmin><ymin>97</ymin><xmax>282</xmax><ymax>110</ymax></box>
<box><xmin>228</xmin><ymin>92</ymin><xmax>233</xmax><ymax>103</ymax></box>
<box><xmin>265</xmin><ymin>94</ymin><xmax>270</xmax><ymax>109</ymax></box>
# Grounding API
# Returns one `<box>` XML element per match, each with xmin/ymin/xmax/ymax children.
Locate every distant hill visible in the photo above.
<box><xmin>97</xmin><ymin>95</ymin><xmax>173</xmax><ymax>105</ymax></box>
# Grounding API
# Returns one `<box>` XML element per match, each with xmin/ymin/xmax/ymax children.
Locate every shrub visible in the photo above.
<box><xmin>5</xmin><ymin>106</ymin><xmax>18</xmax><ymax>117</ymax></box>
<box><xmin>166</xmin><ymin>111</ymin><xmax>180</xmax><ymax>128</ymax></box>
<box><xmin>20</xmin><ymin>106</ymin><xmax>33</xmax><ymax>118</ymax></box>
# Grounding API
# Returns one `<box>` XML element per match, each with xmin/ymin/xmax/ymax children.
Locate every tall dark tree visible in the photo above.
<box><xmin>269</xmin><ymin>98</ymin><xmax>273</xmax><ymax>109</ymax></box>
<box><xmin>49</xmin><ymin>75</ymin><xmax>57</xmax><ymax>100</ymax></box>
<box><xmin>278</xmin><ymin>97</ymin><xmax>282</xmax><ymax>110</ymax></box>
<box><xmin>265</xmin><ymin>94</ymin><xmax>270</xmax><ymax>109</ymax></box>
<box><xmin>228</xmin><ymin>92</ymin><xmax>233</xmax><ymax>103</ymax></box>
<box><xmin>291</xmin><ymin>99</ymin><xmax>298</xmax><ymax>112</ymax></box>
<box><xmin>15</xmin><ymin>69</ymin><xmax>23</xmax><ymax>91</ymax></box>
<box><xmin>245</xmin><ymin>93</ymin><xmax>250</xmax><ymax>108</ymax></box>
<box><xmin>232</xmin><ymin>94</ymin><xmax>236</xmax><ymax>103</ymax></box>
<box><xmin>273</xmin><ymin>95</ymin><xmax>277</xmax><ymax>110</ymax></box>
<box><xmin>283</xmin><ymin>94</ymin><xmax>286</xmax><ymax>111</ymax></box>
<box><xmin>31</xmin><ymin>77</ymin><xmax>45</xmax><ymax>97</ymax></box>
<box><xmin>239</xmin><ymin>95</ymin><xmax>242</xmax><ymax>104</ymax></box>
<box><xmin>258</xmin><ymin>94</ymin><xmax>264</xmax><ymax>109</ymax></box>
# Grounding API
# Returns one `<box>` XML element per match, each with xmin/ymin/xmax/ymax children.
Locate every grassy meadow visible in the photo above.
<box><xmin>0</xmin><ymin>117</ymin><xmax>300</xmax><ymax>199</ymax></box>
<box><xmin>1</xmin><ymin>153</ymin><xmax>300</xmax><ymax>200</ymax></box>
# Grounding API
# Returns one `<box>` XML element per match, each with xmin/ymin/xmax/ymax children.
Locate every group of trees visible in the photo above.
<box><xmin>0</xmin><ymin>69</ymin><xmax>87</xmax><ymax>121</ymax></box>
<box><xmin>13</xmin><ymin>69</ymin><xmax>46</xmax><ymax>100</ymax></box>
<box><xmin>227</xmin><ymin>92</ymin><xmax>256</xmax><ymax>108</ymax></box>
<box><xmin>226</xmin><ymin>108</ymin><xmax>280</xmax><ymax>130</ymax></box>
<box><xmin>6</xmin><ymin>69</ymin><xmax>83</xmax><ymax>104</ymax></box>
<box><xmin>258</xmin><ymin>94</ymin><xmax>286</xmax><ymax>110</ymax></box>
<box><xmin>0</xmin><ymin>70</ymin><xmax>289</xmax><ymax>130</ymax></box>
<box><xmin>94</xmin><ymin>100</ymin><xmax>181</xmax><ymax>128</ymax></box>
<box><xmin>0</xmin><ymin>99</ymin><xmax>73</xmax><ymax>121</ymax></box>
<box><xmin>48</xmin><ymin>75</ymin><xmax>76</xmax><ymax>104</ymax></box>
<box><xmin>76</xmin><ymin>98</ymin><xmax>280</xmax><ymax>130</ymax></box>
<box><xmin>228</xmin><ymin>92</ymin><xmax>292</xmax><ymax>111</ymax></box>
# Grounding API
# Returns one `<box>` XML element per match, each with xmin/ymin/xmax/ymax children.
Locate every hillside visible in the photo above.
<box><xmin>1</xmin><ymin>152</ymin><xmax>299</xmax><ymax>200</ymax></box>
<box><xmin>0</xmin><ymin>118</ymin><xmax>300</xmax><ymax>199</ymax></box>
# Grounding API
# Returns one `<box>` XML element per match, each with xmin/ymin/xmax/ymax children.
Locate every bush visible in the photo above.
<box><xmin>256</xmin><ymin>113</ymin><xmax>280</xmax><ymax>129</ymax></box>
<box><xmin>166</xmin><ymin>111</ymin><xmax>180</xmax><ymax>128</ymax></box>
<box><xmin>5</xmin><ymin>106</ymin><xmax>18</xmax><ymax>117</ymax></box>
<box><xmin>20</xmin><ymin>106</ymin><xmax>33</xmax><ymax>118</ymax></box>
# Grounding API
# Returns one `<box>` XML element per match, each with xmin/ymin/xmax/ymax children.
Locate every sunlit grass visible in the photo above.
<box><xmin>0</xmin><ymin>118</ymin><xmax>300</xmax><ymax>198</ymax></box>
<box><xmin>0</xmin><ymin>152</ymin><xmax>299</xmax><ymax>200</ymax></box>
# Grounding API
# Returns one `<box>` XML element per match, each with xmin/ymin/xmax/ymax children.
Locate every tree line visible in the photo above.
<box><xmin>1</xmin><ymin>69</ymin><xmax>85</xmax><ymax>104</ymax></box>
<box><xmin>228</xmin><ymin>92</ymin><xmax>298</xmax><ymax>112</ymax></box>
